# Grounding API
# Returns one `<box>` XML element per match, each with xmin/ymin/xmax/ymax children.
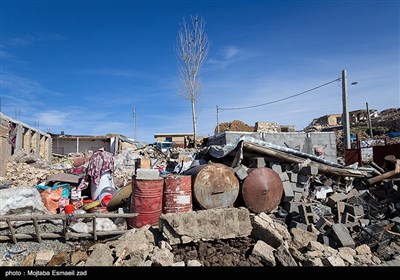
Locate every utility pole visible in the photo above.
<box><xmin>366</xmin><ymin>102</ymin><xmax>373</xmax><ymax>138</ymax></box>
<box><xmin>216</xmin><ymin>105</ymin><xmax>220</xmax><ymax>134</ymax></box>
<box><xmin>342</xmin><ymin>69</ymin><xmax>351</xmax><ymax>150</ymax></box>
<box><xmin>133</xmin><ymin>107</ymin><xmax>136</xmax><ymax>142</ymax></box>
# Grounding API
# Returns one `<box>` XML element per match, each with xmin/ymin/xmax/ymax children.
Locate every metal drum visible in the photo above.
<box><xmin>242</xmin><ymin>167</ymin><xmax>283</xmax><ymax>213</ymax></box>
<box><xmin>128</xmin><ymin>178</ymin><xmax>163</xmax><ymax>228</ymax></box>
<box><xmin>185</xmin><ymin>163</ymin><xmax>239</xmax><ymax>209</ymax></box>
<box><xmin>163</xmin><ymin>175</ymin><xmax>192</xmax><ymax>214</ymax></box>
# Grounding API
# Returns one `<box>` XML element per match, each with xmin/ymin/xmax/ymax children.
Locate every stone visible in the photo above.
<box><xmin>187</xmin><ymin>260</ymin><xmax>202</xmax><ymax>266</ymax></box>
<box><xmin>141</xmin><ymin>260</ymin><xmax>153</xmax><ymax>266</ymax></box>
<box><xmin>303</xmin><ymin>258</ymin><xmax>323</xmax><ymax>266</ymax></box>
<box><xmin>251</xmin><ymin>213</ymin><xmax>291</xmax><ymax>249</ymax></box>
<box><xmin>290</xmin><ymin>228</ymin><xmax>318</xmax><ymax>250</ymax></box>
<box><xmin>306</xmin><ymin>250</ymin><xmax>323</xmax><ymax>259</ymax></box>
<box><xmin>338</xmin><ymin>248</ymin><xmax>355</xmax><ymax>265</ymax></box>
<box><xmin>151</xmin><ymin>247</ymin><xmax>174</xmax><ymax>267</ymax></box>
<box><xmin>171</xmin><ymin>261</ymin><xmax>186</xmax><ymax>266</ymax></box>
<box><xmin>158</xmin><ymin>240</ymin><xmax>172</xmax><ymax>250</ymax></box>
<box><xmin>331</xmin><ymin>223</ymin><xmax>355</xmax><ymax>248</ymax></box>
<box><xmin>70</xmin><ymin>250</ymin><xmax>88</xmax><ymax>266</ymax></box>
<box><xmin>307</xmin><ymin>241</ymin><xmax>325</xmax><ymax>252</ymax></box>
<box><xmin>96</xmin><ymin>218</ymin><xmax>117</xmax><ymax>231</ymax></box>
<box><xmin>322</xmin><ymin>255</ymin><xmax>346</xmax><ymax>266</ymax></box>
<box><xmin>288</xmin><ymin>246</ymin><xmax>305</xmax><ymax>262</ymax></box>
<box><xmin>355</xmin><ymin>244</ymin><xmax>371</xmax><ymax>255</ymax></box>
<box><xmin>274</xmin><ymin>244</ymin><xmax>297</xmax><ymax>266</ymax></box>
<box><xmin>48</xmin><ymin>251</ymin><xmax>69</xmax><ymax>266</ymax></box>
<box><xmin>252</xmin><ymin>240</ymin><xmax>276</xmax><ymax>266</ymax></box>
<box><xmin>35</xmin><ymin>249</ymin><xmax>54</xmax><ymax>266</ymax></box>
<box><xmin>85</xmin><ymin>244</ymin><xmax>113</xmax><ymax>266</ymax></box>
<box><xmin>354</xmin><ymin>254</ymin><xmax>374</xmax><ymax>265</ymax></box>
<box><xmin>371</xmin><ymin>255</ymin><xmax>381</xmax><ymax>265</ymax></box>
<box><xmin>22</xmin><ymin>253</ymin><xmax>35</xmax><ymax>266</ymax></box>
<box><xmin>70</xmin><ymin>222</ymin><xmax>90</xmax><ymax>233</ymax></box>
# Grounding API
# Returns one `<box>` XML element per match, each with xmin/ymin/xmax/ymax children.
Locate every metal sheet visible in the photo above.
<box><xmin>242</xmin><ymin>167</ymin><xmax>283</xmax><ymax>213</ymax></box>
<box><xmin>192</xmin><ymin>163</ymin><xmax>239</xmax><ymax>209</ymax></box>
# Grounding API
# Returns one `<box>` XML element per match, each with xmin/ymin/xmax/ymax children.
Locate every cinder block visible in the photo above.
<box><xmin>297</xmin><ymin>175</ymin><xmax>309</xmax><ymax>185</ymax></box>
<box><xmin>289</xmin><ymin>221</ymin><xmax>308</xmax><ymax>231</ymax></box>
<box><xmin>340</xmin><ymin>212</ymin><xmax>359</xmax><ymax>231</ymax></box>
<box><xmin>249</xmin><ymin>157</ymin><xmax>266</xmax><ymax>168</ymax></box>
<box><xmin>327</xmin><ymin>192</ymin><xmax>348</xmax><ymax>208</ymax></box>
<box><xmin>288</xmin><ymin>172</ymin><xmax>298</xmax><ymax>183</ymax></box>
<box><xmin>292</xmin><ymin>183</ymin><xmax>304</xmax><ymax>193</ymax></box>
<box><xmin>298</xmin><ymin>166</ymin><xmax>318</xmax><ymax>176</ymax></box>
<box><xmin>135</xmin><ymin>168</ymin><xmax>160</xmax><ymax>180</ymax></box>
<box><xmin>293</xmin><ymin>192</ymin><xmax>303</xmax><ymax>202</ymax></box>
<box><xmin>282</xmin><ymin>181</ymin><xmax>294</xmax><ymax>202</ymax></box>
<box><xmin>271</xmin><ymin>164</ymin><xmax>282</xmax><ymax>173</ymax></box>
<box><xmin>279</xmin><ymin>172</ymin><xmax>289</xmax><ymax>182</ymax></box>
<box><xmin>234</xmin><ymin>165</ymin><xmax>248</xmax><ymax>181</ymax></box>
<box><xmin>283</xmin><ymin>201</ymin><xmax>302</xmax><ymax>213</ymax></box>
<box><xmin>281</xmin><ymin>164</ymin><xmax>293</xmax><ymax>172</ymax></box>
<box><xmin>316</xmin><ymin>217</ymin><xmax>332</xmax><ymax>233</ymax></box>
<box><xmin>299</xmin><ymin>204</ymin><xmax>318</xmax><ymax>225</ymax></box>
<box><xmin>331</xmin><ymin>223</ymin><xmax>355</xmax><ymax>248</ymax></box>
<box><xmin>345</xmin><ymin>204</ymin><xmax>364</xmax><ymax>217</ymax></box>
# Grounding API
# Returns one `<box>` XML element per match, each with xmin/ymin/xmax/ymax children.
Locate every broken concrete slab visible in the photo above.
<box><xmin>48</xmin><ymin>251</ymin><xmax>69</xmax><ymax>267</ymax></box>
<box><xmin>70</xmin><ymin>250</ymin><xmax>88</xmax><ymax>266</ymax></box>
<box><xmin>355</xmin><ymin>244</ymin><xmax>371</xmax><ymax>255</ymax></box>
<box><xmin>45</xmin><ymin>173</ymin><xmax>80</xmax><ymax>185</ymax></box>
<box><xmin>251</xmin><ymin>213</ymin><xmax>291</xmax><ymax>249</ymax></box>
<box><xmin>338</xmin><ymin>248</ymin><xmax>355</xmax><ymax>265</ymax></box>
<box><xmin>187</xmin><ymin>260</ymin><xmax>202</xmax><ymax>266</ymax></box>
<box><xmin>160</xmin><ymin>207</ymin><xmax>252</xmax><ymax>245</ymax></box>
<box><xmin>85</xmin><ymin>244</ymin><xmax>114</xmax><ymax>266</ymax></box>
<box><xmin>151</xmin><ymin>247</ymin><xmax>174</xmax><ymax>267</ymax></box>
<box><xmin>252</xmin><ymin>240</ymin><xmax>276</xmax><ymax>266</ymax></box>
<box><xmin>274</xmin><ymin>244</ymin><xmax>298</xmax><ymax>266</ymax></box>
<box><xmin>307</xmin><ymin>240</ymin><xmax>325</xmax><ymax>252</ymax></box>
<box><xmin>171</xmin><ymin>261</ymin><xmax>185</xmax><ymax>266</ymax></box>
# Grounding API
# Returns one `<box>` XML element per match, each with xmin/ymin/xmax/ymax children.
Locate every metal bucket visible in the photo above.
<box><xmin>185</xmin><ymin>163</ymin><xmax>239</xmax><ymax>209</ymax></box>
<box><xmin>128</xmin><ymin>178</ymin><xmax>163</xmax><ymax>228</ymax></box>
<box><xmin>242</xmin><ymin>167</ymin><xmax>283</xmax><ymax>213</ymax></box>
<box><xmin>163</xmin><ymin>175</ymin><xmax>192</xmax><ymax>214</ymax></box>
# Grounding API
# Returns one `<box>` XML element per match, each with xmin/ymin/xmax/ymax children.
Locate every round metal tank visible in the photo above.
<box><xmin>128</xmin><ymin>178</ymin><xmax>163</xmax><ymax>228</ymax></box>
<box><xmin>242</xmin><ymin>167</ymin><xmax>283</xmax><ymax>213</ymax></box>
<box><xmin>188</xmin><ymin>163</ymin><xmax>239</xmax><ymax>209</ymax></box>
<box><xmin>163</xmin><ymin>175</ymin><xmax>192</xmax><ymax>214</ymax></box>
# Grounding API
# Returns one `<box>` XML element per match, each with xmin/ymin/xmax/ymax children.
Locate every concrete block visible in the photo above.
<box><xmin>327</xmin><ymin>192</ymin><xmax>348</xmax><ymax>208</ymax></box>
<box><xmin>297</xmin><ymin>174</ymin><xmax>309</xmax><ymax>184</ymax></box>
<box><xmin>290</xmin><ymin>221</ymin><xmax>308</xmax><ymax>231</ymax></box>
<box><xmin>293</xmin><ymin>192</ymin><xmax>303</xmax><ymax>202</ymax></box>
<box><xmin>234</xmin><ymin>165</ymin><xmax>248</xmax><ymax>180</ymax></box>
<box><xmin>292</xmin><ymin>184</ymin><xmax>304</xmax><ymax>193</ymax></box>
<box><xmin>271</xmin><ymin>164</ymin><xmax>282</xmax><ymax>173</ymax></box>
<box><xmin>282</xmin><ymin>181</ymin><xmax>294</xmax><ymax>202</ymax></box>
<box><xmin>249</xmin><ymin>157</ymin><xmax>265</xmax><ymax>168</ymax></box>
<box><xmin>35</xmin><ymin>250</ymin><xmax>54</xmax><ymax>266</ymax></box>
<box><xmin>345</xmin><ymin>204</ymin><xmax>364</xmax><ymax>216</ymax></box>
<box><xmin>337</xmin><ymin>201</ymin><xmax>346</xmax><ymax>221</ymax></box>
<box><xmin>298</xmin><ymin>166</ymin><xmax>318</xmax><ymax>176</ymax></box>
<box><xmin>340</xmin><ymin>212</ymin><xmax>359</xmax><ymax>232</ymax></box>
<box><xmin>283</xmin><ymin>201</ymin><xmax>302</xmax><ymax>213</ymax></box>
<box><xmin>135</xmin><ymin>168</ymin><xmax>160</xmax><ymax>180</ymax></box>
<box><xmin>331</xmin><ymin>223</ymin><xmax>355</xmax><ymax>248</ymax></box>
<box><xmin>316</xmin><ymin>217</ymin><xmax>332</xmax><ymax>233</ymax></box>
<box><xmin>359</xmin><ymin>219</ymin><xmax>370</xmax><ymax>227</ymax></box>
<box><xmin>281</xmin><ymin>164</ymin><xmax>293</xmax><ymax>172</ymax></box>
<box><xmin>288</xmin><ymin>172</ymin><xmax>298</xmax><ymax>182</ymax></box>
<box><xmin>299</xmin><ymin>204</ymin><xmax>318</xmax><ymax>225</ymax></box>
<box><xmin>279</xmin><ymin>171</ymin><xmax>289</xmax><ymax>182</ymax></box>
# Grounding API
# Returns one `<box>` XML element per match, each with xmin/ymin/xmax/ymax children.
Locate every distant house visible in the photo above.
<box><xmin>310</xmin><ymin>114</ymin><xmax>343</xmax><ymax>127</ymax></box>
<box><xmin>50</xmin><ymin>133</ymin><xmax>138</xmax><ymax>155</ymax></box>
<box><xmin>154</xmin><ymin>133</ymin><xmax>196</xmax><ymax>148</ymax></box>
<box><xmin>349</xmin><ymin>109</ymin><xmax>378</xmax><ymax>124</ymax></box>
<box><xmin>0</xmin><ymin>113</ymin><xmax>52</xmax><ymax>176</ymax></box>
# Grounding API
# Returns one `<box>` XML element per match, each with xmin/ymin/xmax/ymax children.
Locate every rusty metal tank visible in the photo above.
<box><xmin>242</xmin><ymin>167</ymin><xmax>283</xmax><ymax>213</ymax></box>
<box><xmin>163</xmin><ymin>175</ymin><xmax>192</xmax><ymax>214</ymax></box>
<box><xmin>184</xmin><ymin>163</ymin><xmax>239</xmax><ymax>209</ymax></box>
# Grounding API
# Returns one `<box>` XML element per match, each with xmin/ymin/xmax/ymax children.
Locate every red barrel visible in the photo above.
<box><xmin>128</xmin><ymin>178</ymin><xmax>164</xmax><ymax>228</ymax></box>
<box><xmin>242</xmin><ymin>167</ymin><xmax>283</xmax><ymax>213</ymax></box>
<box><xmin>163</xmin><ymin>175</ymin><xmax>192</xmax><ymax>214</ymax></box>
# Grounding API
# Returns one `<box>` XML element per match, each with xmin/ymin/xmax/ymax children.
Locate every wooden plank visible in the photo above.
<box><xmin>6</xmin><ymin>218</ymin><xmax>17</xmax><ymax>244</ymax></box>
<box><xmin>32</xmin><ymin>217</ymin><xmax>42</xmax><ymax>243</ymax></box>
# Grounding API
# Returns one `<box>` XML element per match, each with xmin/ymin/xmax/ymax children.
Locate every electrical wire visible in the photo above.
<box><xmin>219</xmin><ymin>77</ymin><xmax>341</xmax><ymax>111</ymax></box>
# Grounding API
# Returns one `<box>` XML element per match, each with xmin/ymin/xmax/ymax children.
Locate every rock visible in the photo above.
<box><xmin>96</xmin><ymin>218</ymin><xmax>117</xmax><ymax>231</ymax></box>
<box><xmin>48</xmin><ymin>251</ymin><xmax>69</xmax><ymax>266</ymax></box>
<box><xmin>371</xmin><ymin>255</ymin><xmax>382</xmax><ymax>265</ymax></box>
<box><xmin>158</xmin><ymin>241</ymin><xmax>172</xmax><ymax>250</ymax></box>
<box><xmin>290</xmin><ymin>228</ymin><xmax>318</xmax><ymax>249</ymax></box>
<box><xmin>274</xmin><ymin>244</ymin><xmax>298</xmax><ymax>266</ymax></box>
<box><xmin>70</xmin><ymin>250</ymin><xmax>88</xmax><ymax>265</ymax></box>
<box><xmin>22</xmin><ymin>253</ymin><xmax>36</xmax><ymax>266</ymax></box>
<box><xmin>306</xmin><ymin>250</ymin><xmax>323</xmax><ymax>259</ymax></box>
<box><xmin>171</xmin><ymin>261</ymin><xmax>186</xmax><ymax>266</ymax></box>
<box><xmin>85</xmin><ymin>244</ymin><xmax>113</xmax><ymax>266</ymax></box>
<box><xmin>355</xmin><ymin>244</ymin><xmax>371</xmax><ymax>255</ymax></box>
<box><xmin>70</xmin><ymin>222</ymin><xmax>90</xmax><ymax>233</ymax></box>
<box><xmin>151</xmin><ymin>247</ymin><xmax>174</xmax><ymax>266</ymax></box>
<box><xmin>303</xmin><ymin>258</ymin><xmax>323</xmax><ymax>266</ymax></box>
<box><xmin>338</xmin><ymin>247</ymin><xmax>356</xmax><ymax>256</ymax></box>
<box><xmin>288</xmin><ymin>246</ymin><xmax>305</xmax><ymax>262</ymax></box>
<box><xmin>251</xmin><ymin>240</ymin><xmax>276</xmax><ymax>267</ymax></box>
<box><xmin>35</xmin><ymin>249</ymin><xmax>54</xmax><ymax>266</ymax></box>
<box><xmin>338</xmin><ymin>248</ymin><xmax>355</xmax><ymax>265</ymax></box>
<box><xmin>140</xmin><ymin>260</ymin><xmax>153</xmax><ymax>266</ymax></box>
<box><xmin>322</xmin><ymin>255</ymin><xmax>346</xmax><ymax>266</ymax></box>
<box><xmin>307</xmin><ymin>241</ymin><xmax>325</xmax><ymax>252</ymax></box>
<box><xmin>187</xmin><ymin>260</ymin><xmax>202</xmax><ymax>266</ymax></box>
<box><xmin>354</xmin><ymin>254</ymin><xmax>374</xmax><ymax>265</ymax></box>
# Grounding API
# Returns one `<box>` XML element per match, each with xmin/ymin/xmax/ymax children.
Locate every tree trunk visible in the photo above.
<box><xmin>191</xmin><ymin>99</ymin><xmax>197</xmax><ymax>147</ymax></box>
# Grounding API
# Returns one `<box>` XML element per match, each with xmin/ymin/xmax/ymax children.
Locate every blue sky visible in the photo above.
<box><xmin>1</xmin><ymin>0</ymin><xmax>399</xmax><ymax>143</ymax></box>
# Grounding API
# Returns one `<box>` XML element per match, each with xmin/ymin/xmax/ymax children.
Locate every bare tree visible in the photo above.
<box><xmin>175</xmin><ymin>15</ymin><xmax>209</xmax><ymax>147</ymax></box>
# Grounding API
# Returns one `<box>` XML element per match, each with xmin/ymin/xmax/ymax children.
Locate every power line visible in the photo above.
<box><xmin>219</xmin><ymin>77</ymin><xmax>341</xmax><ymax>111</ymax></box>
